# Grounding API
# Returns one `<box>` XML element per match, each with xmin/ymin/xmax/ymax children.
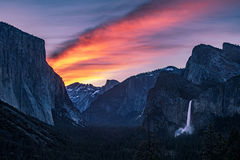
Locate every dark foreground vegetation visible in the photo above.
<box><xmin>1</xmin><ymin>100</ymin><xmax>240</xmax><ymax>160</ymax></box>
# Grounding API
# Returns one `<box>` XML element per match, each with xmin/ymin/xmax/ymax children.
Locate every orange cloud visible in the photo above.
<box><xmin>47</xmin><ymin>0</ymin><xmax>233</xmax><ymax>86</ymax></box>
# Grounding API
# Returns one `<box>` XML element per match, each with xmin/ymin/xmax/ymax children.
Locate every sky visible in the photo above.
<box><xmin>1</xmin><ymin>0</ymin><xmax>240</xmax><ymax>86</ymax></box>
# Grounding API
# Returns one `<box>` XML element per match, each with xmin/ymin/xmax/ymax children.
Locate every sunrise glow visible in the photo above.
<box><xmin>45</xmin><ymin>0</ymin><xmax>239</xmax><ymax>86</ymax></box>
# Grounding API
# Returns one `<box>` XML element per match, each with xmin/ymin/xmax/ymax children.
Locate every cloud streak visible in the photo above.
<box><xmin>47</xmin><ymin>0</ymin><xmax>240</xmax><ymax>86</ymax></box>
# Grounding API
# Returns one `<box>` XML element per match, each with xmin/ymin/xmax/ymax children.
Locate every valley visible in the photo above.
<box><xmin>0</xmin><ymin>22</ymin><xmax>240</xmax><ymax>160</ymax></box>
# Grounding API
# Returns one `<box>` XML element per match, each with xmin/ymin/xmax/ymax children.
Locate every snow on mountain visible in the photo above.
<box><xmin>67</xmin><ymin>80</ymin><xmax>119</xmax><ymax>112</ymax></box>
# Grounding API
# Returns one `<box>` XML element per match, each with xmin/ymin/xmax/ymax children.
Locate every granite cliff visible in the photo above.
<box><xmin>184</xmin><ymin>44</ymin><xmax>240</xmax><ymax>86</ymax></box>
<box><xmin>144</xmin><ymin>43</ymin><xmax>240</xmax><ymax>135</ymax></box>
<box><xmin>0</xmin><ymin>22</ymin><xmax>81</xmax><ymax>125</ymax></box>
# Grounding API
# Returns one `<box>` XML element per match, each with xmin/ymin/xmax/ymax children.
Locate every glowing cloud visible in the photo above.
<box><xmin>47</xmin><ymin>0</ymin><xmax>239</xmax><ymax>86</ymax></box>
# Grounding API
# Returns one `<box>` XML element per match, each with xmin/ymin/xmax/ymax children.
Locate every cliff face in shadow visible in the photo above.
<box><xmin>0</xmin><ymin>22</ymin><xmax>81</xmax><ymax>125</ymax></box>
<box><xmin>184</xmin><ymin>44</ymin><xmax>240</xmax><ymax>86</ymax></box>
<box><xmin>144</xmin><ymin>43</ymin><xmax>240</xmax><ymax>136</ymax></box>
<box><xmin>83</xmin><ymin>66</ymin><xmax>181</xmax><ymax>126</ymax></box>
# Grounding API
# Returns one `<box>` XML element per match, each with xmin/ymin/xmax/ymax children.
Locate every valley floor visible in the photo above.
<box><xmin>1</xmin><ymin>100</ymin><xmax>240</xmax><ymax>160</ymax></box>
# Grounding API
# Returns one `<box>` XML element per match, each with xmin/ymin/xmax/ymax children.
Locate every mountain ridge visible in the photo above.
<box><xmin>67</xmin><ymin>79</ymin><xmax>119</xmax><ymax>112</ymax></box>
<box><xmin>82</xmin><ymin>66</ymin><xmax>180</xmax><ymax>126</ymax></box>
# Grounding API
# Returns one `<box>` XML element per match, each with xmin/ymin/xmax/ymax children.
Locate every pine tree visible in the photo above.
<box><xmin>134</xmin><ymin>141</ymin><xmax>161</xmax><ymax>160</ymax></box>
<box><xmin>214</xmin><ymin>133</ymin><xmax>226</xmax><ymax>160</ymax></box>
<box><xmin>134</xmin><ymin>109</ymin><xmax>162</xmax><ymax>160</ymax></box>
<box><xmin>225</xmin><ymin>128</ymin><xmax>240</xmax><ymax>160</ymax></box>
<box><xmin>202</xmin><ymin>125</ymin><xmax>218</xmax><ymax>160</ymax></box>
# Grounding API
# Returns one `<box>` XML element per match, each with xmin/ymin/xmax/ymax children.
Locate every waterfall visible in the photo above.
<box><xmin>186</xmin><ymin>100</ymin><xmax>192</xmax><ymax>128</ymax></box>
<box><xmin>175</xmin><ymin>100</ymin><xmax>194</xmax><ymax>137</ymax></box>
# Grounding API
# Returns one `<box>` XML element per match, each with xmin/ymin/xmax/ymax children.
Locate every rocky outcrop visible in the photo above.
<box><xmin>222</xmin><ymin>42</ymin><xmax>240</xmax><ymax>64</ymax></box>
<box><xmin>192</xmin><ymin>75</ymin><xmax>240</xmax><ymax>130</ymax></box>
<box><xmin>101</xmin><ymin>80</ymin><xmax>119</xmax><ymax>93</ymax></box>
<box><xmin>144</xmin><ymin>43</ymin><xmax>240</xmax><ymax>136</ymax></box>
<box><xmin>184</xmin><ymin>44</ymin><xmax>240</xmax><ymax>86</ymax></box>
<box><xmin>143</xmin><ymin>72</ymin><xmax>202</xmax><ymax>134</ymax></box>
<box><xmin>0</xmin><ymin>22</ymin><xmax>81</xmax><ymax>125</ymax></box>
<box><xmin>66</xmin><ymin>80</ymin><xmax>119</xmax><ymax>112</ymax></box>
<box><xmin>83</xmin><ymin>66</ymin><xmax>181</xmax><ymax>126</ymax></box>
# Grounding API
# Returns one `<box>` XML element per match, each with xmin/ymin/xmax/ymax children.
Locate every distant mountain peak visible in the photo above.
<box><xmin>67</xmin><ymin>82</ymin><xmax>97</xmax><ymax>90</ymax></box>
<box><xmin>102</xmin><ymin>79</ymin><xmax>119</xmax><ymax>91</ymax></box>
<box><xmin>66</xmin><ymin>79</ymin><xmax>119</xmax><ymax>113</ymax></box>
<box><xmin>105</xmin><ymin>79</ymin><xmax>119</xmax><ymax>85</ymax></box>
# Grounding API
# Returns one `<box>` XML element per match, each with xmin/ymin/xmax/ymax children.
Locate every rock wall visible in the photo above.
<box><xmin>0</xmin><ymin>22</ymin><xmax>80</xmax><ymax>125</ymax></box>
<box><xmin>144</xmin><ymin>43</ymin><xmax>240</xmax><ymax>135</ymax></box>
<box><xmin>184</xmin><ymin>44</ymin><xmax>240</xmax><ymax>86</ymax></box>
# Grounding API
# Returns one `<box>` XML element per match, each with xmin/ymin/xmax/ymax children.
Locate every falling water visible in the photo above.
<box><xmin>175</xmin><ymin>100</ymin><xmax>194</xmax><ymax>137</ymax></box>
<box><xmin>186</xmin><ymin>100</ymin><xmax>192</xmax><ymax>128</ymax></box>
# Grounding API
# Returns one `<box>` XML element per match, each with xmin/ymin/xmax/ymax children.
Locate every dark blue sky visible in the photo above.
<box><xmin>1</xmin><ymin>0</ymin><xmax>147</xmax><ymax>54</ymax></box>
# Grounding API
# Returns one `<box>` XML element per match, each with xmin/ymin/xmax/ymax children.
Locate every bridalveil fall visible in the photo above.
<box><xmin>175</xmin><ymin>100</ymin><xmax>193</xmax><ymax>137</ymax></box>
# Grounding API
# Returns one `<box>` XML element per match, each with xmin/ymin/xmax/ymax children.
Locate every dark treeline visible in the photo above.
<box><xmin>1</xmin><ymin>115</ymin><xmax>240</xmax><ymax>160</ymax></box>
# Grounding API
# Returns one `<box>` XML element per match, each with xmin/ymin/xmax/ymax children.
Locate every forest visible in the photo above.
<box><xmin>1</xmin><ymin>113</ymin><xmax>240</xmax><ymax>160</ymax></box>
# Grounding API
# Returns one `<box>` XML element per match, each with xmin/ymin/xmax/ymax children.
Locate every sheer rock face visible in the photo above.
<box><xmin>143</xmin><ymin>72</ymin><xmax>202</xmax><ymax>134</ymax></box>
<box><xmin>144</xmin><ymin>43</ymin><xmax>240</xmax><ymax>136</ymax></box>
<box><xmin>222</xmin><ymin>42</ymin><xmax>240</xmax><ymax>64</ymax></box>
<box><xmin>144</xmin><ymin>73</ymin><xmax>240</xmax><ymax>136</ymax></box>
<box><xmin>184</xmin><ymin>44</ymin><xmax>240</xmax><ymax>86</ymax></box>
<box><xmin>193</xmin><ymin>75</ymin><xmax>240</xmax><ymax>129</ymax></box>
<box><xmin>66</xmin><ymin>80</ymin><xmax>119</xmax><ymax>113</ymax></box>
<box><xmin>0</xmin><ymin>22</ymin><xmax>80</xmax><ymax>125</ymax></box>
<box><xmin>83</xmin><ymin>66</ymin><xmax>181</xmax><ymax>126</ymax></box>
